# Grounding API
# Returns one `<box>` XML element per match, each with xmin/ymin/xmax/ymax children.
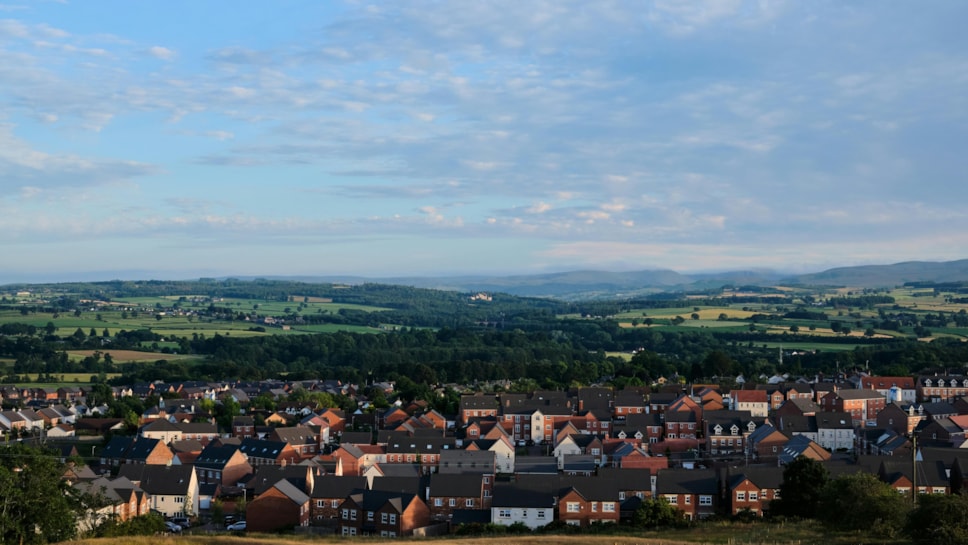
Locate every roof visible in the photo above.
<box><xmin>490</xmin><ymin>483</ymin><xmax>555</xmax><ymax>508</ymax></box>
<box><xmin>655</xmin><ymin>469</ymin><xmax>718</xmax><ymax>495</ymax></box>
<box><xmin>268</xmin><ymin>478</ymin><xmax>310</xmax><ymax>505</ymax></box>
<box><xmin>427</xmin><ymin>473</ymin><xmax>484</xmax><ymax>497</ymax></box>
<box><xmin>118</xmin><ymin>464</ymin><xmax>195</xmax><ymax>495</ymax></box>
<box><xmin>311</xmin><ymin>476</ymin><xmax>368</xmax><ymax>499</ymax></box>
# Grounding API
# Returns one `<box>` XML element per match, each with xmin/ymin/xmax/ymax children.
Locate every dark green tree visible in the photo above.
<box><xmin>0</xmin><ymin>444</ymin><xmax>83</xmax><ymax>544</ymax></box>
<box><xmin>633</xmin><ymin>497</ymin><xmax>685</xmax><ymax>529</ymax></box>
<box><xmin>905</xmin><ymin>492</ymin><xmax>968</xmax><ymax>545</ymax></box>
<box><xmin>771</xmin><ymin>456</ymin><xmax>829</xmax><ymax>518</ymax></box>
<box><xmin>818</xmin><ymin>472</ymin><xmax>909</xmax><ymax>537</ymax></box>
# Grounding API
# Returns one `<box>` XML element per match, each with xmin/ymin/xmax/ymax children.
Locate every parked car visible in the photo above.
<box><xmin>164</xmin><ymin>521</ymin><xmax>183</xmax><ymax>533</ymax></box>
<box><xmin>226</xmin><ymin>520</ymin><xmax>246</xmax><ymax>531</ymax></box>
<box><xmin>169</xmin><ymin>516</ymin><xmax>191</xmax><ymax>529</ymax></box>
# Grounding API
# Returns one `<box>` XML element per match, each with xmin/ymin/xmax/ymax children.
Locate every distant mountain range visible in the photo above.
<box><xmin>268</xmin><ymin>259</ymin><xmax>968</xmax><ymax>300</ymax></box>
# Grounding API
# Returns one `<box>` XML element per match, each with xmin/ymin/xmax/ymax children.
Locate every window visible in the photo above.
<box><xmin>367</xmin><ymin>511</ymin><xmax>374</xmax><ymax>521</ymax></box>
<box><xmin>332</xmin><ymin>499</ymin><xmax>340</xmax><ymax>508</ymax></box>
<box><xmin>341</xmin><ymin>509</ymin><xmax>349</xmax><ymax>519</ymax></box>
<box><xmin>381</xmin><ymin>513</ymin><xmax>388</xmax><ymax>523</ymax></box>
<box><xmin>602</xmin><ymin>502</ymin><xmax>615</xmax><ymax>512</ymax></box>
<box><xmin>316</xmin><ymin>500</ymin><xmax>324</xmax><ymax>508</ymax></box>
<box><xmin>434</xmin><ymin>498</ymin><xmax>442</xmax><ymax>507</ymax></box>
<box><xmin>350</xmin><ymin>510</ymin><xmax>357</xmax><ymax>521</ymax></box>
<box><xmin>736</xmin><ymin>491</ymin><xmax>746</xmax><ymax>501</ymax></box>
<box><xmin>389</xmin><ymin>514</ymin><xmax>396</xmax><ymax>524</ymax></box>
<box><xmin>449</xmin><ymin>499</ymin><xmax>456</xmax><ymax>507</ymax></box>
<box><xmin>699</xmin><ymin>495</ymin><xmax>712</xmax><ymax>506</ymax></box>
<box><xmin>566</xmin><ymin>502</ymin><xmax>580</xmax><ymax>512</ymax></box>
<box><xmin>466</xmin><ymin>499</ymin><xmax>474</xmax><ymax>508</ymax></box>
<box><xmin>537</xmin><ymin>510</ymin><xmax>546</xmax><ymax>519</ymax></box>
<box><xmin>499</xmin><ymin>509</ymin><xmax>511</xmax><ymax>518</ymax></box>
<box><xmin>684</xmin><ymin>495</ymin><xmax>691</xmax><ymax>505</ymax></box>
<box><xmin>666</xmin><ymin>495</ymin><xmax>677</xmax><ymax>505</ymax></box>
<box><xmin>749</xmin><ymin>492</ymin><xmax>758</xmax><ymax>501</ymax></box>
<box><xmin>591</xmin><ymin>502</ymin><xmax>598</xmax><ymax>512</ymax></box>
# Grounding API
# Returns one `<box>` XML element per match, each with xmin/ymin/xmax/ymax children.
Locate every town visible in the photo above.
<box><xmin>3</xmin><ymin>371</ymin><xmax>967</xmax><ymax>538</ymax></box>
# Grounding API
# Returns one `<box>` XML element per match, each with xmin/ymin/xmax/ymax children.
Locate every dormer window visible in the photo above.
<box><xmin>938</xmin><ymin>379</ymin><xmax>946</xmax><ymax>387</ymax></box>
<box><xmin>730</xmin><ymin>425</ymin><xmax>739</xmax><ymax>436</ymax></box>
<box><xmin>925</xmin><ymin>379</ymin><xmax>932</xmax><ymax>387</ymax></box>
<box><xmin>714</xmin><ymin>425</ymin><xmax>723</xmax><ymax>435</ymax></box>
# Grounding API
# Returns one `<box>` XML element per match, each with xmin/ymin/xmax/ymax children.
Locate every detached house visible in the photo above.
<box><xmin>247</xmin><ymin>479</ymin><xmax>311</xmax><ymax>532</ymax></box>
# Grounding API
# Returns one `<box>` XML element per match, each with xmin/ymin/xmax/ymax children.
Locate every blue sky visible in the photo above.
<box><xmin>2</xmin><ymin>1</ymin><xmax>967</xmax><ymax>282</ymax></box>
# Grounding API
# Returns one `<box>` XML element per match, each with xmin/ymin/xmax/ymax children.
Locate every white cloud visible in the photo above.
<box><xmin>148</xmin><ymin>45</ymin><xmax>175</xmax><ymax>60</ymax></box>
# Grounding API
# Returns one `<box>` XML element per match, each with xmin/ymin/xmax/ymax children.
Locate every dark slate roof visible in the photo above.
<box><xmin>311</xmin><ymin>476</ymin><xmax>367</xmax><ymax>499</ymax></box>
<box><xmin>369</xmin><ymin>475</ymin><xmax>426</xmax><ymax>496</ymax></box>
<box><xmin>118</xmin><ymin>464</ymin><xmax>195</xmax><ymax>495</ymax></box>
<box><xmin>346</xmin><ymin>489</ymin><xmax>421</xmax><ymax>513</ymax></box>
<box><xmin>490</xmin><ymin>482</ymin><xmax>556</xmax><ymax>508</ymax></box>
<box><xmin>239</xmin><ymin>438</ymin><xmax>288</xmax><ymax>460</ymax></box>
<box><xmin>125</xmin><ymin>438</ymin><xmax>163</xmax><ymax>461</ymax></box>
<box><xmin>241</xmin><ymin>465</ymin><xmax>309</xmax><ymax>495</ymax></box>
<box><xmin>194</xmin><ymin>444</ymin><xmax>241</xmax><ymax>469</ymax></box>
<box><xmin>427</xmin><ymin>473</ymin><xmax>484</xmax><ymax>497</ymax></box>
<box><xmin>655</xmin><ymin>469</ymin><xmax>718</xmax><ymax>495</ymax></box>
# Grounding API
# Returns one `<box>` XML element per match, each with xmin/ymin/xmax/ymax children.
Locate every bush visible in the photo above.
<box><xmin>905</xmin><ymin>493</ymin><xmax>968</xmax><ymax>545</ymax></box>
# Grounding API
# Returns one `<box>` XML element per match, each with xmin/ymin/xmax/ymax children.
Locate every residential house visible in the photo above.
<box><xmin>238</xmin><ymin>437</ymin><xmax>301</xmax><ymax>466</ymax></box>
<box><xmin>193</xmin><ymin>443</ymin><xmax>253</xmax><ymax>487</ymax></box>
<box><xmin>464</xmin><ymin>437</ymin><xmax>515</xmax><ymax>474</ymax></box>
<box><xmin>490</xmin><ymin>482</ymin><xmax>555</xmax><ymax>529</ymax></box>
<box><xmin>426</xmin><ymin>473</ymin><xmax>490</xmax><ymax>520</ymax></box>
<box><xmin>310</xmin><ymin>476</ymin><xmax>367</xmax><ymax>523</ymax></box>
<box><xmin>612</xmin><ymin>389</ymin><xmax>648</xmax><ymax>419</ymax></box>
<box><xmin>821</xmin><ymin>390</ymin><xmax>886</xmax><ymax>426</ymax></box>
<box><xmin>917</xmin><ymin>376</ymin><xmax>968</xmax><ymax>403</ymax></box>
<box><xmin>232</xmin><ymin>416</ymin><xmax>256</xmax><ymax>439</ymax></box>
<box><xmin>778</xmin><ymin>435</ymin><xmax>831</xmax><ymax>464</ymax></box>
<box><xmin>860</xmin><ymin>376</ymin><xmax>917</xmax><ymax>404</ymax></box>
<box><xmin>270</xmin><ymin>425</ymin><xmax>320</xmax><ymax>459</ymax></box>
<box><xmin>815</xmin><ymin>412</ymin><xmax>855</xmax><ymax>451</ymax></box>
<box><xmin>745</xmin><ymin>424</ymin><xmax>789</xmax><ymax>463</ymax></box>
<box><xmin>732</xmin><ymin>390</ymin><xmax>769</xmax><ymax>418</ymax></box>
<box><xmin>876</xmin><ymin>403</ymin><xmax>925</xmax><ymax>436</ymax></box>
<box><xmin>247</xmin><ymin>479</ymin><xmax>311</xmax><ymax>532</ymax></box>
<box><xmin>654</xmin><ymin>469</ymin><xmax>718</xmax><ymax>520</ymax></box>
<box><xmin>118</xmin><ymin>464</ymin><xmax>199</xmax><ymax>517</ymax></box>
<box><xmin>338</xmin><ymin>490</ymin><xmax>431</xmax><ymax>537</ymax></box>
<box><xmin>725</xmin><ymin>467</ymin><xmax>783</xmax><ymax>516</ymax></box>
<box><xmin>460</xmin><ymin>394</ymin><xmax>499</xmax><ymax>425</ymax></box>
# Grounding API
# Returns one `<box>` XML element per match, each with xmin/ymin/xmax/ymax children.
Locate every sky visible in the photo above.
<box><xmin>2</xmin><ymin>1</ymin><xmax>967</xmax><ymax>283</ymax></box>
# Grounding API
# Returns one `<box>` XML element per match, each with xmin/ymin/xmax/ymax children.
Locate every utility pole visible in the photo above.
<box><xmin>912</xmin><ymin>433</ymin><xmax>918</xmax><ymax>506</ymax></box>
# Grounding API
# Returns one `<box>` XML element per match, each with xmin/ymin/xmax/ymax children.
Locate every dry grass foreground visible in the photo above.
<box><xmin>62</xmin><ymin>535</ymin><xmax>695</xmax><ymax>545</ymax></box>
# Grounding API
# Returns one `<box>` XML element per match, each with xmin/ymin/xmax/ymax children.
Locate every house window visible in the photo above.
<box><xmin>341</xmin><ymin>509</ymin><xmax>349</xmax><ymax>519</ymax></box>
<box><xmin>602</xmin><ymin>502</ymin><xmax>615</xmax><ymax>512</ymax></box>
<box><xmin>591</xmin><ymin>502</ymin><xmax>597</xmax><ymax>512</ymax></box>
<box><xmin>434</xmin><ymin>499</ymin><xmax>442</xmax><ymax>507</ymax></box>
<box><xmin>699</xmin><ymin>496</ymin><xmax>712</xmax><ymax>506</ymax></box>
<box><xmin>537</xmin><ymin>511</ymin><xmax>546</xmax><ymax>519</ymax></box>
<box><xmin>389</xmin><ymin>514</ymin><xmax>396</xmax><ymax>524</ymax></box>
<box><xmin>499</xmin><ymin>509</ymin><xmax>511</xmax><ymax>518</ymax></box>
<box><xmin>350</xmin><ymin>510</ymin><xmax>357</xmax><ymax>521</ymax></box>
<box><xmin>666</xmin><ymin>495</ymin><xmax>677</xmax><ymax>505</ymax></box>
<box><xmin>332</xmin><ymin>500</ymin><xmax>340</xmax><ymax>508</ymax></box>
<box><xmin>684</xmin><ymin>495</ymin><xmax>691</xmax><ymax>505</ymax></box>
<box><xmin>316</xmin><ymin>500</ymin><xmax>324</xmax><ymax>508</ymax></box>
<box><xmin>367</xmin><ymin>511</ymin><xmax>374</xmax><ymax>521</ymax></box>
<box><xmin>736</xmin><ymin>491</ymin><xmax>746</xmax><ymax>501</ymax></box>
<box><xmin>566</xmin><ymin>502</ymin><xmax>580</xmax><ymax>512</ymax></box>
<box><xmin>382</xmin><ymin>513</ymin><xmax>388</xmax><ymax>523</ymax></box>
<box><xmin>449</xmin><ymin>499</ymin><xmax>456</xmax><ymax>507</ymax></box>
<box><xmin>749</xmin><ymin>492</ymin><xmax>758</xmax><ymax>501</ymax></box>
<box><xmin>466</xmin><ymin>499</ymin><xmax>474</xmax><ymax>508</ymax></box>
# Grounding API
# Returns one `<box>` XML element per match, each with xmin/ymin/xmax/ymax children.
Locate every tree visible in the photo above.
<box><xmin>818</xmin><ymin>473</ymin><xmax>909</xmax><ymax>537</ymax></box>
<box><xmin>0</xmin><ymin>444</ymin><xmax>83</xmax><ymax>544</ymax></box>
<box><xmin>905</xmin><ymin>492</ymin><xmax>968</xmax><ymax>545</ymax></box>
<box><xmin>771</xmin><ymin>456</ymin><xmax>828</xmax><ymax>518</ymax></box>
<box><xmin>633</xmin><ymin>497</ymin><xmax>685</xmax><ymax>529</ymax></box>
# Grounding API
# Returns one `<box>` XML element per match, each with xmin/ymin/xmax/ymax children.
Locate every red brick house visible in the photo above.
<box><xmin>338</xmin><ymin>490</ymin><xmax>431</xmax><ymax>537</ymax></box>
<box><xmin>247</xmin><ymin>479</ymin><xmax>311</xmax><ymax>532</ymax></box>
<box><xmin>310</xmin><ymin>476</ymin><xmax>367</xmax><ymax>523</ymax></box>
<box><xmin>821</xmin><ymin>390</ymin><xmax>886</xmax><ymax>426</ymax></box>
<box><xmin>426</xmin><ymin>473</ymin><xmax>490</xmax><ymax>521</ymax></box>
<box><xmin>725</xmin><ymin>467</ymin><xmax>783</xmax><ymax>516</ymax></box>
